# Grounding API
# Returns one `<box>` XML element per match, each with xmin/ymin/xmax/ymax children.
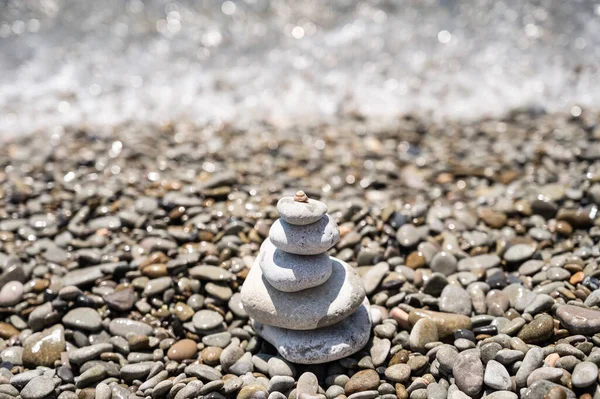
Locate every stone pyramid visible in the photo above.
<box><xmin>241</xmin><ymin>191</ymin><xmax>371</xmax><ymax>364</ymax></box>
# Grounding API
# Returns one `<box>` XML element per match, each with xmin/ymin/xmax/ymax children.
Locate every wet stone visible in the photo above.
<box><xmin>62</xmin><ymin>307</ymin><xmax>102</xmax><ymax>331</ymax></box>
<box><xmin>517</xmin><ymin>314</ymin><xmax>554</xmax><ymax>344</ymax></box>
<box><xmin>20</xmin><ymin>376</ymin><xmax>55</xmax><ymax>399</ymax></box>
<box><xmin>193</xmin><ymin>309</ymin><xmax>224</xmax><ymax>331</ymax></box>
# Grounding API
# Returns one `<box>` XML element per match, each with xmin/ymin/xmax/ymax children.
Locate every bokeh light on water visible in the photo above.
<box><xmin>1</xmin><ymin>0</ymin><xmax>600</xmax><ymax>134</ymax></box>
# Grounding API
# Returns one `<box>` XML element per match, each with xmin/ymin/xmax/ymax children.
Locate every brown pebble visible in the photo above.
<box><xmin>569</xmin><ymin>271</ymin><xmax>585</xmax><ymax>285</ymax></box>
<box><xmin>172</xmin><ymin>302</ymin><xmax>195</xmax><ymax>322</ymax></box>
<box><xmin>479</xmin><ymin>208</ymin><xmax>507</xmax><ymax>228</ymax></box>
<box><xmin>544</xmin><ymin>386</ymin><xmax>567</xmax><ymax>399</ymax></box>
<box><xmin>395</xmin><ymin>383</ymin><xmax>408</xmax><ymax>399</ymax></box>
<box><xmin>140</xmin><ymin>252</ymin><xmax>169</xmax><ymax>268</ymax></box>
<box><xmin>294</xmin><ymin>190</ymin><xmax>308</xmax><ymax>202</ymax></box>
<box><xmin>78</xmin><ymin>388</ymin><xmax>96</xmax><ymax>399</ymax></box>
<box><xmin>406</xmin><ymin>251</ymin><xmax>426</xmax><ymax>269</ymax></box>
<box><xmin>0</xmin><ymin>322</ymin><xmax>19</xmax><ymax>339</ymax></box>
<box><xmin>389</xmin><ymin>350</ymin><xmax>410</xmax><ymax>366</ymax></box>
<box><xmin>31</xmin><ymin>279</ymin><xmax>50</xmax><ymax>292</ymax></box>
<box><xmin>345</xmin><ymin>369</ymin><xmax>380</xmax><ymax>395</ymax></box>
<box><xmin>142</xmin><ymin>264</ymin><xmax>168</xmax><ymax>278</ymax></box>
<box><xmin>128</xmin><ymin>334</ymin><xmax>149</xmax><ymax>351</ymax></box>
<box><xmin>555</xmin><ymin>221</ymin><xmax>573</xmax><ymax>236</ymax></box>
<box><xmin>167</xmin><ymin>339</ymin><xmax>198</xmax><ymax>361</ymax></box>
<box><xmin>390</xmin><ymin>308</ymin><xmax>410</xmax><ymax>330</ymax></box>
<box><xmin>201</xmin><ymin>346</ymin><xmax>222</xmax><ymax>365</ymax></box>
<box><xmin>237</xmin><ymin>384</ymin><xmax>268</xmax><ymax>399</ymax></box>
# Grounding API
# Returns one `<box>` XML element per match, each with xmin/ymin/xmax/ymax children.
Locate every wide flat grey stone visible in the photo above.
<box><xmin>269</xmin><ymin>215</ymin><xmax>339</xmax><ymax>255</ymax></box>
<box><xmin>277</xmin><ymin>197</ymin><xmax>328</xmax><ymax>226</ymax></box>
<box><xmin>241</xmin><ymin>257</ymin><xmax>365</xmax><ymax>330</ymax></box>
<box><xmin>253</xmin><ymin>299</ymin><xmax>371</xmax><ymax>364</ymax></box>
<box><xmin>259</xmin><ymin>238</ymin><xmax>332</xmax><ymax>292</ymax></box>
<box><xmin>555</xmin><ymin>305</ymin><xmax>600</xmax><ymax>335</ymax></box>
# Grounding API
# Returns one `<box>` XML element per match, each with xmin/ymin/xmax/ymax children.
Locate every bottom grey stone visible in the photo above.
<box><xmin>253</xmin><ymin>299</ymin><xmax>371</xmax><ymax>364</ymax></box>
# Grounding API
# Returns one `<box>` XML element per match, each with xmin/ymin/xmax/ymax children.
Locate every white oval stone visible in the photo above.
<box><xmin>259</xmin><ymin>239</ymin><xmax>332</xmax><ymax>292</ymax></box>
<box><xmin>277</xmin><ymin>197</ymin><xmax>327</xmax><ymax>226</ymax></box>
<box><xmin>269</xmin><ymin>215</ymin><xmax>339</xmax><ymax>255</ymax></box>
<box><xmin>241</xmin><ymin>257</ymin><xmax>365</xmax><ymax>330</ymax></box>
<box><xmin>253</xmin><ymin>299</ymin><xmax>371</xmax><ymax>364</ymax></box>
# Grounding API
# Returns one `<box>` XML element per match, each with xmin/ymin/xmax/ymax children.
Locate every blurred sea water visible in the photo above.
<box><xmin>1</xmin><ymin>0</ymin><xmax>600</xmax><ymax>136</ymax></box>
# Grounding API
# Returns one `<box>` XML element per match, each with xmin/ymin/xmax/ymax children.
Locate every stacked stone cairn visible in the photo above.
<box><xmin>241</xmin><ymin>190</ymin><xmax>371</xmax><ymax>364</ymax></box>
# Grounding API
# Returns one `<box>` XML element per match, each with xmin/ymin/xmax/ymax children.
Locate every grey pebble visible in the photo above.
<box><xmin>347</xmin><ymin>391</ymin><xmax>379</xmax><ymax>399</ymax></box>
<box><xmin>20</xmin><ymin>376</ymin><xmax>55</xmax><ymax>399</ymax></box>
<box><xmin>503</xmin><ymin>244</ymin><xmax>535</xmax><ymax>263</ymax></box>
<box><xmin>515</xmin><ymin>347</ymin><xmax>544</xmax><ymax>388</ymax></box>
<box><xmin>571</xmin><ymin>361</ymin><xmax>598</xmax><ymax>388</ymax></box>
<box><xmin>370</xmin><ymin>337</ymin><xmax>391</xmax><ymax>366</ymax></box>
<box><xmin>96</xmin><ymin>382</ymin><xmax>112</xmax><ymax>399</ymax></box>
<box><xmin>62</xmin><ymin>307</ymin><xmax>103</xmax><ymax>331</ymax></box>
<box><xmin>193</xmin><ymin>310</ymin><xmax>224</xmax><ymax>331</ymax></box>
<box><xmin>526</xmin><ymin>367</ymin><xmax>563</xmax><ymax>386</ymax></box>
<box><xmin>452</xmin><ymin>349</ymin><xmax>483</xmax><ymax>396</ymax></box>
<box><xmin>268</xmin><ymin>356</ymin><xmax>296</xmax><ymax>378</ymax></box>
<box><xmin>184</xmin><ymin>363</ymin><xmax>222</xmax><ymax>381</ymax></box>
<box><xmin>484</xmin><ymin>360</ymin><xmax>511</xmax><ymax>390</ymax></box>
<box><xmin>268</xmin><ymin>376</ymin><xmax>295</xmax><ymax>393</ymax></box>
<box><xmin>109</xmin><ymin>318</ymin><xmax>153</xmax><ymax>337</ymax></box>
<box><xmin>439</xmin><ymin>284</ymin><xmax>472</xmax><ymax>316</ymax></box>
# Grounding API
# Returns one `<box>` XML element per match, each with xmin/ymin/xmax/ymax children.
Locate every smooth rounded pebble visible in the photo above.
<box><xmin>0</xmin><ymin>281</ymin><xmax>23</xmax><ymax>306</ymax></box>
<box><xmin>277</xmin><ymin>197</ymin><xmax>328</xmax><ymax>225</ymax></box>
<box><xmin>484</xmin><ymin>360</ymin><xmax>511</xmax><ymax>390</ymax></box>
<box><xmin>384</xmin><ymin>363</ymin><xmax>411</xmax><ymax>383</ymax></box>
<box><xmin>242</xmin><ymin>256</ymin><xmax>366</xmax><ymax>330</ymax></box>
<box><xmin>193</xmin><ymin>310</ymin><xmax>224</xmax><ymax>331</ymax></box>
<box><xmin>253</xmin><ymin>300</ymin><xmax>371</xmax><ymax>364</ymax></box>
<box><xmin>571</xmin><ymin>361</ymin><xmax>598</xmax><ymax>388</ymax></box>
<box><xmin>109</xmin><ymin>318</ymin><xmax>153</xmax><ymax>336</ymax></box>
<box><xmin>20</xmin><ymin>376</ymin><xmax>55</xmax><ymax>399</ymax></box>
<box><xmin>452</xmin><ymin>349</ymin><xmax>483</xmax><ymax>396</ymax></box>
<box><xmin>62</xmin><ymin>307</ymin><xmax>102</xmax><ymax>331</ymax></box>
<box><xmin>259</xmin><ymin>238</ymin><xmax>332</xmax><ymax>292</ymax></box>
<box><xmin>410</xmin><ymin>318</ymin><xmax>438</xmax><ymax>353</ymax></box>
<box><xmin>167</xmin><ymin>339</ymin><xmax>198</xmax><ymax>361</ymax></box>
<box><xmin>269</xmin><ymin>215</ymin><xmax>340</xmax><ymax>255</ymax></box>
<box><xmin>430</xmin><ymin>251</ymin><xmax>457</xmax><ymax>276</ymax></box>
<box><xmin>439</xmin><ymin>284</ymin><xmax>472</xmax><ymax>316</ymax></box>
<box><xmin>555</xmin><ymin>305</ymin><xmax>600</xmax><ymax>335</ymax></box>
<box><xmin>503</xmin><ymin>244</ymin><xmax>536</xmax><ymax>262</ymax></box>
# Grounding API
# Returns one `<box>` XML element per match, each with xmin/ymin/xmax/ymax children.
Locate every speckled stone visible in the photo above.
<box><xmin>517</xmin><ymin>314</ymin><xmax>554</xmax><ymax>344</ymax></box>
<box><xmin>408</xmin><ymin>309</ymin><xmax>472</xmax><ymax>338</ymax></box>
<box><xmin>167</xmin><ymin>339</ymin><xmax>198</xmax><ymax>361</ymax></box>
<box><xmin>439</xmin><ymin>284</ymin><xmax>472</xmax><ymax>316</ymax></box>
<box><xmin>62</xmin><ymin>307</ymin><xmax>102</xmax><ymax>331</ymax></box>
<box><xmin>345</xmin><ymin>369</ymin><xmax>380</xmax><ymax>395</ymax></box>
<box><xmin>453</xmin><ymin>349</ymin><xmax>484</xmax><ymax>396</ymax></box>
<box><xmin>277</xmin><ymin>197</ymin><xmax>328</xmax><ymax>225</ymax></box>
<box><xmin>22</xmin><ymin>324</ymin><xmax>65</xmax><ymax>367</ymax></box>
<box><xmin>242</xmin><ymin>257</ymin><xmax>365</xmax><ymax>330</ymax></box>
<box><xmin>555</xmin><ymin>305</ymin><xmax>600</xmax><ymax>335</ymax></box>
<box><xmin>269</xmin><ymin>215</ymin><xmax>340</xmax><ymax>255</ymax></box>
<box><xmin>20</xmin><ymin>376</ymin><xmax>55</xmax><ymax>399</ymax></box>
<box><xmin>192</xmin><ymin>310</ymin><xmax>224</xmax><ymax>331</ymax></box>
<box><xmin>259</xmin><ymin>238</ymin><xmax>332</xmax><ymax>292</ymax></box>
<box><xmin>484</xmin><ymin>360</ymin><xmax>511</xmax><ymax>390</ymax></box>
<box><xmin>109</xmin><ymin>318</ymin><xmax>153</xmax><ymax>337</ymax></box>
<box><xmin>253</xmin><ymin>300</ymin><xmax>371</xmax><ymax>364</ymax></box>
<box><xmin>571</xmin><ymin>361</ymin><xmax>598</xmax><ymax>388</ymax></box>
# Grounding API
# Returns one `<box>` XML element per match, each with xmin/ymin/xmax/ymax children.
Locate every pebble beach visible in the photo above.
<box><xmin>0</xmin><ymin>110</ymin><xmax>598</xmax><ymax>398</ymax></box>
<box><xmin>3</xmin><ymin>0</ymin><xmax>600</xmax><ymax>398</ymax></box>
